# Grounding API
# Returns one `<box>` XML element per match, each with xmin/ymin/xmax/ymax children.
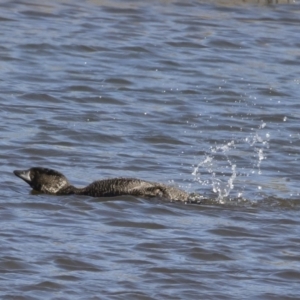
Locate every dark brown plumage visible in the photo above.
<box><xmin>13</xmin><ymin>167</ymin><xmax>203</xmax><ymax>203</ymax></box>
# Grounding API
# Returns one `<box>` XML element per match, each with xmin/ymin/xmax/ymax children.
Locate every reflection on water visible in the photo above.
<box><xmin>1</xmin><ymin>0</ymin><xmax>300</xmax><ymax>299</ymax></box>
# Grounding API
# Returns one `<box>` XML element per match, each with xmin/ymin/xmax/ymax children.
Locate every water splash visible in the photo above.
<box><xmin>192</xmin><ymin>123</ymin><xmax>270</xmax><ymax>202</ymax></box>
<box><xmin>245</xmin><ymin>122</ymin><xmax>269</xmax><ymax>175</ymax></box>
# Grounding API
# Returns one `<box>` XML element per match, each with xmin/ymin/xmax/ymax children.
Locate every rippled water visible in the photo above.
<box><xmin>1</xmin><ymin>0</ymin><xmax>300</xmax><ymax>299</ymax></box>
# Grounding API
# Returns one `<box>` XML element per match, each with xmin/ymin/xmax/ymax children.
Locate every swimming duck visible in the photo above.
<box><xmin>13</xmin><ymin>167</ymin><xmax>202</xmax><ymax>202</ymax></box>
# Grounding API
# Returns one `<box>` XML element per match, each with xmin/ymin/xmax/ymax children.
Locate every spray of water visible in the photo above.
<box><xmin>192</xmin><ymin>123</ymin><xmax>269</xmax><ymax>202</ymax></box>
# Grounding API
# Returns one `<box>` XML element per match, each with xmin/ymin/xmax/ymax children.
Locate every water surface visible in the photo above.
<box><xmin>1</xmin><ymin>0</ymin><xmax>300</xmax><ymax>299</ymax></box>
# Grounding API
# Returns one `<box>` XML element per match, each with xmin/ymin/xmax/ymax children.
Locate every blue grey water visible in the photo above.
<box><xmin>1</xmin><ymin>0</ymin><xmax>300</xmax><ymax>299</ymax></box>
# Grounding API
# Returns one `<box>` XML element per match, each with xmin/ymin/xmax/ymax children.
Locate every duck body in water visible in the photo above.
<box><xmin>13</xmin><ymin>167</ymin><xmax>203</xmax><ymax>203</ymax></box>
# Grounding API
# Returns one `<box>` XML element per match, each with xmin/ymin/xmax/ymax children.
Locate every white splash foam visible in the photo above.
<box><xmin>192</xmin><ymin>122</ymin><xmax>269</xmax><ymax>202</ymax></box>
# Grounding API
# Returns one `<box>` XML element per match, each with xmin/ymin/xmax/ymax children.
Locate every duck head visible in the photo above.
<box><xmin>13</xmin><ymin>167</ymin><xmax>70</xmax><ymax>194</ymax></box>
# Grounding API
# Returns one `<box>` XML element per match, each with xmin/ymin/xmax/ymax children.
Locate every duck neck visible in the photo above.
<box><xmin>58</xmin><ymin>185</ymin><xmax>86</xmax><ymax>195</ymax></box>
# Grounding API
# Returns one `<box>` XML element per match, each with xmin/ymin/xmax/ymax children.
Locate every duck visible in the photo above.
<box><xmin>13</xmin><ymin>167</ymin><xmax>203</xmax><ymax>203</ymax></box>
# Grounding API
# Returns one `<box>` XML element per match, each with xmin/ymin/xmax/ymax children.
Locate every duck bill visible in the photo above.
<box><xmin>13</xmin><ymin>169</ymin><xmax>32</xmax><ymax>184</ymax></box>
